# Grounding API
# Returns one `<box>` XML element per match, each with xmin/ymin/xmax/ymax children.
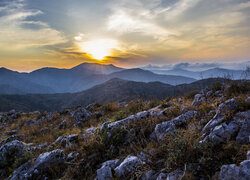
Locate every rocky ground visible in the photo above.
<box><xmin>0</xmin><ymin>81</ymin><xmax>249</xmax><ymax>180</ymax></box>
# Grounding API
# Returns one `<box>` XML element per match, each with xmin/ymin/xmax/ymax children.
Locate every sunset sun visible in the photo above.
<box><xmin>80</xmin><ymin>39</ymin><xmax>118</xmax><ymax>60</ymax></box>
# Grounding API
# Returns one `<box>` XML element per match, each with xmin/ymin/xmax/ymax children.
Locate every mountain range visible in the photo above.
<box><xmin>145</xmin><ymin>67</ymin><xmax>246</xmax><ymax>80</ymax></box>
<box><xmin>0</xmin><ymin>78</ymin><xmax>229</xmax><ymax>111</ymax></box>
<box><xmin>0</xmin><ymin>63</ymin><xmax>196</xmax><ymax>94</ymax></box>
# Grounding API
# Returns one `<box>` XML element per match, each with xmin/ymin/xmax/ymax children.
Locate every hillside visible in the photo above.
<box><xmin>0</xmin><ymin>78</ymin><xmax>235</xmax><ymax>112</ymax></box>
<box><xmin>0</xmin><ymin>84</ymin><xmax>24</xmax><ymax>95</ymax></box>
<box><xmin>0</xmin><ymin>80</ymin><xmax>249</xmax><ymax>180</ymax></box>
<box><xmin>108</xmin><ymin>68</ymin><xmax>196</xmax><ymax>85</ymax></box>
<box><xmin>0</xmin><ymin>68</ymin><xmax>55</xmax><ymax>94</ymax></box>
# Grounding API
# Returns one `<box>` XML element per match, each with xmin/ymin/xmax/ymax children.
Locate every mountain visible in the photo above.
<box><xmin>0</xmin><ymin>68</ymin><xmax>55</xmax><ymax>94</ymax></box>
<box><xmin>0</xmin><ymin>63</ymin><xmax>195</xmax><ymax>94</ymax></box>
<box><xmin>108</xmin><ymin>68</ymin><xmax>196</xmax><ymax>85</ymax></box>
<box><xmin>0</xmin><ymin>78</ymin><xmax>231</xmax><ymax>112</ymax></box>
<box><xmin>71</xmin><ymin>63</ymin><xmax>124</xmax><ymax>74</ymax></box>
<box><xmin>150</xmin><ymin>67</ymin><xmax>245</xmax><ymax>79</ymax></box>
<box><xmin>0</xmin><ymin>84</ymin><xmax>24</xmax><ymax>95</ymax></box>
<box><xmin>26</xmin><ymin>63</ymin><xmax>125</xmax><ymax>93</ymax></box>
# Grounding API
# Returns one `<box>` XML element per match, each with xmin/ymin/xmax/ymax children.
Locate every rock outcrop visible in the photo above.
<box><xmin>11</xmin><ymin>149</ymin><xmax>66</xmax><ymax>180</ymax></box>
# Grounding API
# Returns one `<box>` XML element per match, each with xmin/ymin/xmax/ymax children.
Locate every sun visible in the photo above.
<box><xmin>80</xmin><ymin>39</ymin><xmax>118</xmax><ymax>60</ymax></box>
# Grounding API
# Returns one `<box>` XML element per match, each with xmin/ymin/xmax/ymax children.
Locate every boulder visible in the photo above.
<box><xmin>0</xmin><ymin>134</ymin><xmax>25</xmax><ymax>147</ymax></box>
<box><xmin>192</xmin><ymin>94</ymin><xmax>205</xmax><ymax>106</ymax></box>
<box><xmin>219</xmin><ymin>160</ymin><xmax>250</xmax><ymax>180</ymax></box>
<box><xmin>167</xmin><ymin>168</ymin><xmax>184</xmax><ymax>180</ymax></box>
<box><xmin>82</xmin><ymin>127</ymin><xmax>97</xmax><ymax>140</ymax></box>
<box><xmin>96</xmin><ymin>159</ymin><xmax>121</xmax><ymax>180</ymax></box>
<box><xmin>172</xmin><ymin>111</ymin><xmax>199</xmax><ymax>127</ymax></box>
<box><xmin>0</xmin><ymin>140</ymin><xmax>27</xmax><ymax>168</ymax></box>
<box><xmin>138</xmin><ymin>150</ymin><xmax>154</xmax><ymax>164</ymax></box>
<box><xmin>114</xmin><ymin>155</ymin><xmax>142</xmax><ymax>177</ymax></box>
<box><xmin>202</xmin><ymin>111</ymin><xmax>225</xmax><ymax>134</ymax></box>
<box><xmin>236</xmin><ymin>118</ymin><xmax>250</xmax><ymax>144</ymax></box>
<box><xmin>101</xmin><ymin>159</ymin><xmax>121</xmax><ymax>169</ymax></box>
<box><xmin>201</xmin><ymin>121</ymin><xmax>240</xmax><ymax>144</ymax></box>
<box><xmin>246</xmin><ymin>97</ymin><xmax>250</xmax><ymax>103</ymax></box>
<box><xmin>11</xmin><ymin>149</ymin><xmax>65</xmax><ymax>180</ymax></box>
<box><xmin>152</xmin><ymin>121</ymin><xmax>175</xmax><ymax>142</ymax></box>
<box><xmin>60</xmin><ymin>134</ymin><xmax>79</xmax><ymax>148</ymax></box>
<box><xmin>97</xmin><ymin>166</ymin><xmax>113</xmax><ymax>180</ymax></box>
<box><xmin>140</xmin><ymin>170</ymin><xmax>157</xmax><ymax>180</ymax></box>
<box><xmin>156</xmin><ymin>173</ymin><xmax>167</xmax><ymax>180</ymax></box>
<box><xmin>72</xmin><ymin>107</ymin><xmax>91</xmax><ymax>126</ymax></box>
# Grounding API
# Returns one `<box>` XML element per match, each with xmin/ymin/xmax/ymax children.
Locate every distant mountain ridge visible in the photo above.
<box><xmin>0</xmin><ymin>63</ymin><xmax>196</xmax><ymax>94</ymax></box>
<box><xmin>146</xmin><ymin>67</ymin><xmax>246</xmax><ymax>80</ymax></box>
<box><xmin>0</xmin><ymin>78</ymin><xmax>231</xmax><ymax>111</ymax></box>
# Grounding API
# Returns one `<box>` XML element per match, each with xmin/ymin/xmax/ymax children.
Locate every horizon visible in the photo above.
<box><xmin>0</xmin><ymin>61</ymin><xmax>249</xmax><ymax>73</ymax></box>
<box><xmin>1</xmin><ymin>0</ymin><xmax>250</xmax><ymax>72</ymax></box>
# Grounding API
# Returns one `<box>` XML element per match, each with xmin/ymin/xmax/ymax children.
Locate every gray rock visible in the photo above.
<box><xmin>192</xmin><ymin>94</ymin><xmax>206</xmax><ymax>106</ymax></box>
<box><xmin>220</xmin><ymin>98</ymin><xmax>239</xmax><ymax>113</ymax></box>
<box><xmin>5</xmin><ymin>130</ymin><xmax>18</xmax><ymax>136</ymax></box>
<box><xmin>0</xmin><ymin>140</ymin><xmax>27</xmax><ymax>168</ymax></box>
<box><xmin>82</xmin><ymin>127</ymin><xmax>97</xmax><ymax>140</ymax></box>
<box><xmin>202</xmin><ymin>110</ymin><xmax>225</xmax><ymax>134</ymax></box>
<box><xmin>201</xmin><ymin>121</ymin><xmax>240</xmax><ymax>144</ymax></box>
<box><xmin>101</xmin><ymin>159</ymin><xmax>121</xmax><ymax>169</ymax></box>
<box><xmin>156</xmin><ymin>173</ymin><xmax>167</xmax><ymax>180</ymax></box>
<box><xmin>246</xmin><ymin>97</ymin><xmax>250</xmax><ymax>103</ymax></box>
<box><xmin>172</xmin><ymin>110</ymin><xmax>199</xmax><ymax>127</ymax></box>
<box><xmin>11</xmin><ymin>149</ymin><xmax>65</xmax><ymax>180</ymax></box>
<box><xmin>178</xmin><ymin>98</ymin><xmax>183</xmax><ymax>104</ymax></box>
<box><xmin>247</xmin><ymin>151</ymin><xmax>250</xmax><ymax>160</ymax></box>
<box><xmin>72</xmin><ymin>107</ymin><xmax>91</xmax><ymax>126</ymax></box>
<box><xmin>206</xmin><ymin>90</ymin><xmax>213</xmax><ymax>98</ymax></box>
<box><xmin>219</xmin><ymin>160</ymin><xmax>250</xmax><ymax>180</ymax></box>
<box><xmin>58</xmin><ymin>120</ymin><xmax>67</xmax><ymax>129</ymax></box>
<box><xmin>67</xmin><ymin>151</ymin><xmax>79</xmax><ymax>162</ymax></box>
<box><xmin>114</xmin><ymin>155</ymin><xmax>142</xmax><ymax>177</ymax></box>
<box><xmin>138</xmin><ymin>150</ymin><xmax>153</xmax><ymax>164</ymax></box>
<box><xmin>0</xmin><ymin>134</ymin><xmax>25</xmax><ymax>147</ymax></box>
<box><xmin>153</xmin><ymin>121</ymin><xmax>175</xmax><ymax>142</ymax></box>
<box><xmin>60</xmin><ymin>134</ymin><xmax>79</xmax><ymax>148</ymax></box>
<box><xmin>167</xmin><ymin>168</ymin><xmax>184</xmax><ymax>180</ymax></box>
<box><xmin>97</xmin><ymin>166</ymin><xmax>113</xmax><ymax>180</ymax></box>
<box><xmin>236</xmin><ymin>118</ymin><xmax>250</xmax><ymax>144</ymax></box>
<box><xmin>140</xmin><ymin>170</ymin><xmax>157</xmax><ymax>180</ymax></box>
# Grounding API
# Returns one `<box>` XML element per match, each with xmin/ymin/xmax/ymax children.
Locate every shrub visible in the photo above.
<box><xmin>211</xmin><ymin>82</ymin><xmax>222</xmax><ymax>92</ymax></box>
<box><xmin>111</xmin><ymin>110</ymin><xmax>130</xmax><ymax>121</ymax></box>
<box><xmin>103</xmin><ymin>103</ymin><xmax>119</xmax><ymax>113</ymax></box>
<box><xmin>225</xmin><ymin>82</ymin><xmax>250</xmax><ymax>97</ymax></box>
<box><xmin>185</xmin><ymin>90</ymin><xmax>199</xmax><ymax>99</ymax></box>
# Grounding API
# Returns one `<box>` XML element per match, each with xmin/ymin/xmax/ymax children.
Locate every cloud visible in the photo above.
<box><xmin>107</xmin><ymin>10</ymin><xmax>173</xmax><ymax>41</ymax></box>
<box><xmin>172</xmin><ymin>62</ymin><xmax>219</xmax><ymax>70</ymax></box>
<box><xmin>104</xmin><ymin>0</ymin><xmax>250</xmax><ymax>63</ymax></box>
<box><xmin>0</xmin><ymin>0</ymin><xmax>66</xmax><ymax>49</ymax></box>
<box><xmin>143</xmin><ymin>61</ymin><xmax>250</xmax><ymax>71</ymax></box>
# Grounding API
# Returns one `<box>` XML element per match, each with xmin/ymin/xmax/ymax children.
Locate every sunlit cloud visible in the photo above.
<box><xmin>0</xmin><ymin>0</ymin><xmax>250</xmax><ymax>71</ymax></box>
<box><xmin>107</xmin><ymin>11</ymin><xmax>173</xmax><ymax>41</ymax></box>
<box><xmin>0</xmin><ymin>0</ymin><xmax>66</xmax><ymax>50</ymax></box>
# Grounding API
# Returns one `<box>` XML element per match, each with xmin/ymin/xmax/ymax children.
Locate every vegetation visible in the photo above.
<box><xmin>0</xmin><ymin>80</ymin><xmax>249</xmax><ymax>179</ymax></box>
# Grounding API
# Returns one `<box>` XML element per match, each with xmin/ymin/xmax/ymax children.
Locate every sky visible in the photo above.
<box><xmin>0</xmin><ymin>0</ymin><xmax>250</xmax><ymax>72</ymax></box>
